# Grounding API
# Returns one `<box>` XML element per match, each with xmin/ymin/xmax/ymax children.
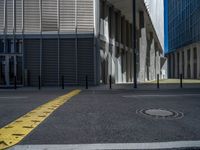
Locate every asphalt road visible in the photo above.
<box><xmin>1</xmin><ymin>85</ymin><xmax>200</xmax><ymax>149</ymax></box>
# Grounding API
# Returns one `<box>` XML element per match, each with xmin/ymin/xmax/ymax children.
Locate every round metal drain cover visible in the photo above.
<box><xmin>136</xmin><ymin>108</ymin><xmax>184</xmax><ymax>120</ymax></box>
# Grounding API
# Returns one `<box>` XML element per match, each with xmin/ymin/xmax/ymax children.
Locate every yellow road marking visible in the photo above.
<box><xmin>0</xmin><ymin>89</ymin><xmax>81</xmax><ymax>150</ymax></box>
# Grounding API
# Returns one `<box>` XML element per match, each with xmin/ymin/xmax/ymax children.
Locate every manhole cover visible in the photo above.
<box><xmin>136</xmin><ymin>108</ymin><xmax>184</xmax><ymax>120</ymax></box>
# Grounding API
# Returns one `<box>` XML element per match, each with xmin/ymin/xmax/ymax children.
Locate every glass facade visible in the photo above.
<box><xmin>168</xmin><ymin>0</ymin><xmax>200</xmax><ymax>52</ymax></box>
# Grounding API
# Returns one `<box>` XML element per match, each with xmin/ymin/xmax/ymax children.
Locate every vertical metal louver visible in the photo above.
<box><xmin>60</xmin><ymin>0</ymin><xmax>75</xmax><ymax>33</ymax></box>
<box><xmin>60</xmin><ymin>39</ymin><xmax>76</xmax><ymax>84</ymax></box>
<box><xmin>24</xmin><ymin>0</ymin><xmax>40</xmax><ymax>33</ymax></box>
<box><xmin>0</xmin><ymin>0</ymin><xmax>4</xmax><ymax>33</ymax></box>
<box><xmin>24</xmin><ymin>39</ymin><xmax>40</xmax><ymax>86</ymax></box>
<box><xmin>42</xmin><ymin>39</ymin><xmax>58</xmax><ymax>86</ymax></box>
<box><xmin>77</xmin><ymin>38</ymin><xmax>94</xmax><ymax>85</ymax></box>
<box><xmin>16</xmin><ymin>0</ymin><xmax>22</xmax><ymax>34</ymax></box>
<box><xmin>77</xmin><ymin>0</ymin><xmax>94</xmax><ymax>33</ymax></box>
<box><xmin>42</xmin><ymin>0</ymin><xmax>58</xmax><ymax>32</ymax></box>
<box><xmin>6</xmin><ymin>0</ymin><xmax>13</xmax><ymax>34</ymax></box>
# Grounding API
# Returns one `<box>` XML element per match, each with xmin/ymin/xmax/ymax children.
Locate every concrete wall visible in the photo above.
<box><xmin>144</xmin><ymin>0</ymin><xmax>164</xmax><ymax>50</ymax></box>
<box><xmin>167</xmin><ymin>43</ymin><xmax>200</xmax><ymax>79</ymax></box>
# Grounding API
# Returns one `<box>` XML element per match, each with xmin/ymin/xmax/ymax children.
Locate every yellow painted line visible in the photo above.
<box><xmin>0</xmin><ymin>89</ymin><xmax>81</xmax><ymax>150</ymax></box>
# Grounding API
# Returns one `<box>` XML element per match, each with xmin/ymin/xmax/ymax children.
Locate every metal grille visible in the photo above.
<box><xmin>42</xmin><ymin>39</ymin><xmax>59</xmax><ymax>86</ymax></box>
<box><xmin>77</xmin><ymin>0</ymin><xmax>94</xmax><ymax>33</ymax></box>
<box><xmin>0</xmin><ymin>0</ymin><xmax>95</xmax><ymax>34</ymax></box>
<box><xmin>24</xmin><ymin>39</ymin><xmax>40</xmax><ymax>86</ymax></box>
<box><xmin>60</xmin><ymin>0</ymin><xmax>76</xmax><ymax>33</ymax></box>
<box><xmin>6</xmin><ymin>0</ymin><xmax>13</xmax><ymax>34</ymax></box>
<box><xmin>16</xmin><ymin>0</ymin><xmax>22</xmax><ymax>34</ymax></box>
<box><xmin>42</xmin><ymin>0</ymin><xmax>58</xmax><ymax>32</ymax></box>
<box><xmin>77</xmin><ymin>38</ymin><xmax>94</xmax><ymax>85</ymax></box>
<box><xmin>0</xmin><ymin>0</ymin><xmax>4</xmax><ymax>33</ymax></box>
<box><xmin>60</xmin><ymin>39</ymin><xmax>76</xmax><ymax>84</ymax></box>
<box><xmin>24</xmin><ymin>0</ymin><xmax>40</xmax><ymax>33</ymax></box>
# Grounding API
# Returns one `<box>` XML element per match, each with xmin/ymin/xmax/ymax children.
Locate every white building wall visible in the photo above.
<box><xmin>144</xmin><ymin>0</ymin><xmax>164</xmax><ymax>50</ymax></box>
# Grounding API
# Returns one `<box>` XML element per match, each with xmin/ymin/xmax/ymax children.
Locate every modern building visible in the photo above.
<box><xmin>166</xmin><ymin>0</ymin><xmax>200</xmax><ymax>79</ymax></box>
<box><xmin>144</xmin><ymin>0</ymin><xmax>164</xmax><ymax>50</ymax></box>
<box><xmin>0</xmin><ymin>0</ymin><xmax>164</xmax><ymax>87</ymax></box>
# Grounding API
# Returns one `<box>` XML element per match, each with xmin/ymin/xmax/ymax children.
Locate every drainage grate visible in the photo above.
<box><xmin>136</xmin><ymin>108</ymin><xmax>184</xmax><ymax>120</ymax></box>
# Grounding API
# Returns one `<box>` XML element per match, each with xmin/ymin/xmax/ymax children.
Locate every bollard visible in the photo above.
<box><xmin>134</xmin><ymin>52</ymin><xmax>137</xmax><ymax>88</ymax></box>
<box><xmin>27</xmin><ymin>70</ymin><xmax>30</xmax><ymax>86</ymax></box>
<box><xmin>180</xmin><ymin>74</ymin><xmax>183</xmax><ymax>88</ymax></box>
<box><xmin>85</xmin><ymin>75</ymin><xmax>88</xmax><ymax>89</ymax></box>
<box><xmin>157</xmin><ymin>74</ymin><xmax>159</xmax><ymax>89</ymax></box>
<box><xmin>109</xmin><ymin>75</ymin><xmax>112</xmax><ymax>89</ymax></box>
<box><xmin>14</xmin><ymin>76</ymin><xmax>17</xmax><ymax>89</ymax></box>
<box><xmin>38</xmin><ymin>76</ymin><xmax>41</xmax><ymax>90</ymax></box>
<box><xmin>62</xmin><ymin>76</ymin><xmax>64</xmax><ymax>89</ymax></box>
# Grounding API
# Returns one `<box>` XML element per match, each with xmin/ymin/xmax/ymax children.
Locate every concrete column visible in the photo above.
<box><xmin>118</xmin><ymin>12</ymin><xmax>122</xmax><ymax>45</ymax></box>
<box><xmin>104</xmin><ymin>3</ymin><xmax>110</xmax><ymax>83</ymax></box>
<box><xmin>116</xmin><ymin>11</ymin><xmax>122</xmax><ymax>83</ymax></box>
<box><xmin>122</xmin><ymin>52</ymin><xmax>126</xmax><ymax>83</ymax></box>
<box><xmin>155</xmin><ymin>51</ymin><xmax>160</xmax><ymax>78</ymax></box>
<box><xmin>179</xmin><ymin>50</ymin><xmax>183</xmax><ymax>75</ymax></box>
<box><xmin>127</xmin><ymin>23</ymin><xmax>131</xmax><ymax>82</ymax></box>
<box><xmin>149</xmin><ymin>39</ymin><xmax>155</xmax><ymax>80</ymax></box>
<box><xmin>139</xmin><ymin>28</ymin><xmax>147</xmax><ymax>82</ymax></box>
<box><xmin>184</xmin><ymin>49</ymin><xmax>188</xmax><ymax>78</ymax></box>
<box><xmin>174</xmin><ymin>52</ymin><xmax>177</xmax><ymax>78</ymax></box>
<box><xmin>127</xmin><ymin>51</ymin><xmax>131</xmax><ymax>82</ymax></box>
<box><xmin>167</xmin><ymin>55</ymin><xmax>170</xmax><ymax>78</ymax></box>
<box><xmin>110</xmin><ymin>7</ymin><xmax>116</xmax><ymax>83</ymax></box>
<box><xmin>190</xmin><ymin>47</ymin><xmax>194</xmax><ymax>78</ymax></box>
<box><xmin>170</xmin><ymin>53</ymin><xmax>174</xmax><ymax>78</ymax></box>
<box><xmin>118</xmin><ymin>13</ymin><xmax>122</xmax><ymax>83</ymax></box>
<box><xmin>117</xmin><ymin>55</ymin><xmax>122</xmax><ymax>83</ymax></box>
<box><xmin>197</xmin><ymin>45</ymin><xmax>200</xmax><ymax>79</ymax></box>
<box><xmin>130</xmin><ymin>51</ymin><xmax>133</xmax><ymax>82</ymax></box>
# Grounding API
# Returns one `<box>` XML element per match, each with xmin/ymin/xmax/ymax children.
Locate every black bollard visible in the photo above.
<box><xmin>134</xmin><ymin>52</ymin><xmax>137</xmax><ymax>88</ymax></box>
<box><xmin>38</xmin><ymin>76</ymin><xmax>41</xmax><ymax>90</ymax></box>
<box><xmin>109</xmin><ymin>75</ymin><xmax>112</xmax><ymax>89</ymax></box>
<box><xmin>85</xmin><ymin>75</ymin><xmax>88</xmax><ymax>89</ymax></box>
<box><xmin>180</xmin><ymin>74</ymin><xmax>183</xmax><ymax>88</ymax></box>
<box><xmin>27</xmin><ymin>70</ymin><xmax>30</xmax><ymax>86</ymax></box>
<box><xmin>62</xmin><ymin>76</ymin><xmax>64</xmax><ymax>89</ymax></box>
<box><xmin>157</xmin><ymin>74</ymin><xmax>159</xmax><ymax>89</ymax></box>
<box><xmin>14</xmin><ymin>76</ymin><xmax>17</xmax><ymax>89</ymax></box>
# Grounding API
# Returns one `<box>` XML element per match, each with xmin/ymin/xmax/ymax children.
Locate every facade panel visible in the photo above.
<box><xmin>60</xmin><ymin>0</ymin><xmax>76</xmax><ymax>33</ymax></box>
<box><xmin>42</xmin><ymin>0</ymin><xmax>58</xmax><ymax>32</ymax></box>
<box><xmin>0</xmin><ymin>0</ymin><xmax>4</xmax><ymax>33</ymax></box>
<box><xmin>6</xmin><ymin>0</ymin><xmax>13</xmax><ymax>34</ymax></box>
<box><xmin>60</xmin><ymin>38</ymin><xmax>76</xmax><ymax>84</ymax></box>
<box><xmin>24</xmin><ymin>39</ymin><xmax>40</xmax><ymax>86</ymax></box>
<box><xmin>77</xmin><ymin>0</ymin><xmax>94</xmax><ymax>33</ymax></box>
<box><xmin>42</xmin><ymin>39</ymin><xmax>59</xmax><ymax>86</ymax></box>
<box><xmin>144</xmin><ymin>0</ymin><xmax>164</xmax><ymax>50</ymax></box>
<box><xmin>77</xmin><ymin>38</ymin><xmax>94</xmax><ymax>85</ymax></box>
<box><xmin>16</xmin><ymin>0</ymin><xmax>22</xmax><ymax>34</ymax></box>
<box><xmin>24</xmin><ymin>0</ymin><xmax>40</xmax><ymax>33</ymax></box>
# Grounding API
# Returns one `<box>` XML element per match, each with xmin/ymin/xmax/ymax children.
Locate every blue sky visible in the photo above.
<box><xmin>164</xmin><ymin>0</ymin><xmax>168</xmax><ymax>53</ymax></box>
